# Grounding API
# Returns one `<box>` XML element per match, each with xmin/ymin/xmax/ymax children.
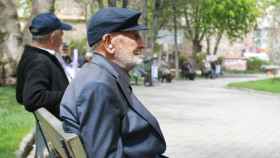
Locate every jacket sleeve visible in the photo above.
<box><xmin>74</xmin><ymin>83</ymin><xmax>123</xmax><ymax>158</ymax></box>
<box><xmin>22</xmin><ymin>59</ymin><xmax>64</xmax><ymax>112</ymax></box>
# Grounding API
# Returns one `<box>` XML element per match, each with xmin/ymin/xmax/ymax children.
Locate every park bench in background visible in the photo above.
<box><xmin>262</xmin><ymin>65</ymin><xmax>280</xmax><ymax>79</ymax></box>
<box><xmin>34</xmin><ymin>108</ymin><xmax>86</xmax><ymax>158</ymax></box>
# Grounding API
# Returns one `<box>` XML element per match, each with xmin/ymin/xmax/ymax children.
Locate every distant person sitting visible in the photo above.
<box><xmin>158</xmin><ymin>60</ymin><xmax>173</xmax><ymax>83</ymax></box>
<box><xmin>202</xmin><ymin>59</ymin><xmax>212</xmax><ymax>78</ymax></box>
<box><xmin>131</xmin><ymin>65</ymin><xmax>146</xmax><ymax>85</ymax></box>
<box><xmin>181</xmin><ymin>61</ymin><xmax>196</xmax><ymax>80</ymax></box>
<box><xmin>210</xmin><ymin>61</ymin><xmax>217</xmax><ymax>79</ymax></box>
<box><xmin>61</xmin><ymin>43</ymin><xmax>72</xmax><ymax>64</ymax></box>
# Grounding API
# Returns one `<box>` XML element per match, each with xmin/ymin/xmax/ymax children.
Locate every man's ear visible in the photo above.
<box><xmin>102</xmin><ymin>34</ymin><xmax>115</xmax><ymax>55</ymax></box>
<box><xmin>49</xmin><ymin>32</ymin><xmax>56</xmax><ymax>45</ymax></box>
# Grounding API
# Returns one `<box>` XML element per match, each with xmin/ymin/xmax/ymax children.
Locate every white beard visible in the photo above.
<box><xmin>114</xmin><ymin>50</ymin><xmax>144</xmax><ymax>70</ymax></box>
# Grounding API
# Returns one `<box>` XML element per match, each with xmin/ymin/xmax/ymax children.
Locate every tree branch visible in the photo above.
<box><xmin>183</xmin><ymin>5</ymin><xmax>194</xmax><ymax>40</ymax></box>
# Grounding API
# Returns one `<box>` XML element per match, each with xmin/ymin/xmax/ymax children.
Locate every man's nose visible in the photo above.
<box><xmin>137</xmin><ymin>38</ymin><xmax>145</xmax><ymax>49</ymax></box>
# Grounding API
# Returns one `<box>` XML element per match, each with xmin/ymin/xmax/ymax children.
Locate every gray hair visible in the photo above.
<box><xmin>32</xmin><ymin>33</ymin><xmax>51</xmax><ymax>43</ymax></box>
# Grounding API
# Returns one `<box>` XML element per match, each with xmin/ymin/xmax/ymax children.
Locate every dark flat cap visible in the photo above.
<box><xmin>87</xmin><ymin>7</ymin><xmax>147</xmax><ymax>46</ymax></box>
<box><xmin>30</xmin><ymin>12</ymin><xmax>72</xmax><ymax>36</ymax></box>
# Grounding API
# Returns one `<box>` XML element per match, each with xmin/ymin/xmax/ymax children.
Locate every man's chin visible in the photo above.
<box><xmin>125</xmin><ymin>59</ymin><xmax>143</xmax><ymax>71</ymax></box>
<box><xmin>135</xmin><ymin>58</ymin><xmax>143</xmax><ymax>65</ymax></box>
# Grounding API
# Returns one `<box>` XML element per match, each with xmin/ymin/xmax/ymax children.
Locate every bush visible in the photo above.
<box><xmin>247</xmin><ymin>57</ymin><xmax>269</xmax><ymax>72</ymax></box>
<box><xmin>194</xmin><ymin>52</ymin><xmax>207</xmax><ymax>70</ymax></box>
<box><xmin>179</xmin><ymin>53</ymin><xmax>189</xmax><ymax>66</ymax></box>
<box><xmin>68</xmin><ymin>38</ymin><xmax>88</xmax><ymax>55</ymax></box>
<box><xmin>217</xmin><ymin>56</ymin><xmax>224</xmax><ymax>65</ymax></box>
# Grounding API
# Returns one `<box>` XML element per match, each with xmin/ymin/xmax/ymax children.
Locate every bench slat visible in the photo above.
<box><xmin>35</xmin><ymin>108</ymin><xmax>86</xmax><ymax>158</ymax></box>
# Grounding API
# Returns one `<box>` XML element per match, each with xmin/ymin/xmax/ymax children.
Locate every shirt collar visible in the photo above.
<box><xmin>38</xmin><ymin>47</ymin><xmax>56</xmax><ymax>56</ymax></box>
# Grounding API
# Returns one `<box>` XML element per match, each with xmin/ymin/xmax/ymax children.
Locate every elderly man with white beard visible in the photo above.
<box><xmin>60</xmin><ymin>7</ymin><xmax>168</xmax><ymax>158</ymax></box>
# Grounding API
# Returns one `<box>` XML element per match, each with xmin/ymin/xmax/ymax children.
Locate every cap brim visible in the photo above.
<box><xmin>121</xmin><ymin>24</ymin><xmax>148</xmax><ymax>32</ymax></box>
<box><xmin>60</xmin><ymin>22</ymin><xmax>73</xmax><ymax>31</ymax></box>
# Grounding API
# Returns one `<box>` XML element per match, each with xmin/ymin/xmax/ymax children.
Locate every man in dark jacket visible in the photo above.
<box><xmin>60</xmin><ymin>7</ymin><xmax>167</xmax><ymax>158</ymax></box>
<box><xmin>16</xmin><ymin>12</ymin><xmax>72</xmax><ymax>157</ymax></box>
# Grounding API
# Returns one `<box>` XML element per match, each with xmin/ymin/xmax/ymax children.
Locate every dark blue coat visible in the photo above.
<box><xmin>60</xmin><ymin>53</ymin><xmax>167</xmax><ymax>158</ymax></box>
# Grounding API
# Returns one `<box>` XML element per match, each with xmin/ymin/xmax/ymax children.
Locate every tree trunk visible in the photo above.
<box><xmin>192</xmin><ymin>39</ymin><xmax>202</xmax><ymax>54</ymax></box>
<box><xmin>142</xmin><ymin>0</ymin><xmax>149</xmax><ymax>47</ymax></box>
<box><xmin>97</xmin><ymin>0</ymin><xmax>104</xmax><ymax>9</ymax></box>
<box><xmin>213</xmin><ymin>32</ymin><xmax>223</xmax><ymax>55</ymax></box>
<box><xmin>0</xmin><ymin>63</ymin><xmax>5</xmax><ymax>85</ymax></box>
<box><xmin>85</xmin><ymin>2</ymin><xmax>91</xmax><ymax>20</ymax></box>
<box><xmin>122</xmin><ymin>0</ymin><xmax>128</xmax><ymax>8</ymax></box>
<box><xmin>152</xmin><ymin>0</ymin><xmax>161</xmax><ymax>53</ymax></box>
<box><xmin>0</xmin><ymin>0</ymin><xmax>23</xmax><ymax>79</ymax></box>
<box><xmin>206</xmin><ymin>36</ymin><xmax>211</xmax><ymax>55</ymax></box>
<box><xmin>171</xmin><ymin>0</ymin><xmax>179</xmax><ymax>79</ymax></box>
<box><xmin>108</xmin><ymin>0</ymin><xmax>117</xmax><ymax>7</ymax></box>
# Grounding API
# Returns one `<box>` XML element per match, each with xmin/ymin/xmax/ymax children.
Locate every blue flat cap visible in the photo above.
<box><xmin>29</xmin><ymin>12</ymin><xmax>72</xmax><ymax>36</ymax></box>
<box><xmin>87</xmin><ymin>7</ymin><xmax>147</xmax><ymax>46</ymax></box>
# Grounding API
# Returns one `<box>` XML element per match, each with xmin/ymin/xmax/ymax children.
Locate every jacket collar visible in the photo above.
<box><xmin>24</xmin><ymin>45</ymin><xmax>69</xmax><ymax>84</ymax></box>
<box><xmin>91</xmin><ymin>52</ymin><xmax>120</xmax><ymax>79</ymax></box>
<box><xmin>37</xmin><ymin>47</ymin><xmax>56</xmax><ymax>56</ymax></box>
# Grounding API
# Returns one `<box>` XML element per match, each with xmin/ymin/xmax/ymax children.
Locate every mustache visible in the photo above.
<box><xmin>133</xmin><ymin>49</ymin><xmax>143</xmax><ymax>56</ymax></box>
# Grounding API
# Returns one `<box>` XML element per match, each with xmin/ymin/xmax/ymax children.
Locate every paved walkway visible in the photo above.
<box><xmin>133</xmin><ymin>75</ymin><xmax>280</xmax><ymax>158</ymax></box>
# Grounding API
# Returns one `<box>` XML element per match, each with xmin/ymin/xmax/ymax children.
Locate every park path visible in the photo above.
<box><xmin>134</xmin><ymin>75</ymin><xmax>280</xmax><ymax>158</ymax></box>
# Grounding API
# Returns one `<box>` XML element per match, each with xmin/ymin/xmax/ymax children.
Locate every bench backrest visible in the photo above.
<box><xmin>34</xmin><ymin>108</ymin><xmax>86</xmax><ymax>158</ymax></box>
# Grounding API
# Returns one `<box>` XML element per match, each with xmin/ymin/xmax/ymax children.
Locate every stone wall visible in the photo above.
<box><xmin>63</xmin><ymin>22</ymin><xmax>86</xmax><ymax>43</ymax></box>
<box><xmin>223</xmin><ymin>58</ymin><xmax>247</xmax><ymax>71</ymax></box>
<box><xmin>55</xmin><ymin>0</ymin><xmax>87</xmax><ymax>42</ymax></box>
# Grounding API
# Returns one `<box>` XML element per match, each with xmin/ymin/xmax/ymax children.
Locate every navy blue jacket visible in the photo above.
<box><xmin>60</xmin><ymin>53</ymin><xmax>167</xmax><ymax>158</ymax></box>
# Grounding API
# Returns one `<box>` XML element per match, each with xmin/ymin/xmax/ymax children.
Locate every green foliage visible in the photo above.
<box><xmin>247</xmin><ymin>57</ymin><xmax>269</xmax><ymax>72</ymax></box>
<box><xmin>228</xmin><ymin>78</ymin><xmax>280</xmax><ymax>93</ymax></box>
<box><xmin>68</xmin><ymin>38</ymin><xmax>88</xmax><ymax>55</ymax></box>
<box><xmin>0</xmin><ymin>86</ymin><xmax>34</xmax><ymax>158</ymax></box>
<box><xmin>214</xmin><ymin>0</ymin><xmax>259</xmax><ymax>40</ymax></box>
<box><xmin>262</xmin><ymin>0</ymin><xmax>280</xmax><ymax>7</ymax></box>
<box><xmin>217</xmin><ymin>56</ymin><xmax>224</xmax><ymax>65</ymax></box>
<box><xmin>162</xmin><ymin>0</ymin><xmax>261</xmax><ymax>54</ymax></box>
<box><xmin>179</xmin><ymin>53</ymin><xmax>189</xmax><ymax>66</ymax></box>
<box><xmin>153</xmin><ymin>42</ymin><xmax>162</xmax><ymax>53</ymax></box>
<box><xmin>16</xmin><ymin>0</ymin><xmax>32</xmax><ymax>18</ymax></box>
<box><xmin>194</xmin><ymin>52</ymin><xmax>207</xmax><ymax>70</ymax></box>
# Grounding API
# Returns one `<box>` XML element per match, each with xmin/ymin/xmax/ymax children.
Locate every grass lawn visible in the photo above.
<box><xmin>228</xmin><ymin>77</ymin><xmax>280</xmax><ymax>94</ymax></box>
<box><xmin>0</xmin><ymin>86</ymin><xmax>34</xmax><ymax>158</ymax></box>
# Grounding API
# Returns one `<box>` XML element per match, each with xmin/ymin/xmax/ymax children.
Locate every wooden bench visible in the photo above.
<box><xmin>34</xmin><ymin>108</ymin><xmax>86</xmax><ymax>158</ymax></box>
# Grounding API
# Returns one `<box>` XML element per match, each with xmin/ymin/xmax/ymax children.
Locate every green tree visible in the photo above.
<box><xmin>171</xmin><ymin>0</ymin><xmax>179</xmax><ymax>78</ymax></box>
<box><xmin>206</xmin><ymin>0</ymin><xmax>260</xmax><ymax>55</ymax></box>
<box><xmin>76</xmin><ymin>0</ymin><xmax>130</xmax><ymax>20</ymax></box>
<box><xmin>171</xmin><ymin>0</ymin><xmax>260</xmax><ymax>55</ymax></box>
<box><xmin>145</xmin><ymin>0</ymin><xmax>172</xmax><ymax>51</ymax></box>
